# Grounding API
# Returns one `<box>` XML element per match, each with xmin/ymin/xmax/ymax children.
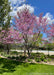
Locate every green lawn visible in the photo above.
<box><xmin>0</xmin><ymin>57</ymin><xmax>54</xmax><ymax>75</ymax></box>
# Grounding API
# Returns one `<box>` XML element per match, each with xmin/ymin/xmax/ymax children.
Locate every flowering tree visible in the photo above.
<box><xmin>13</xmin><ymin>9</ymin><xmax>49</xmax><ymax>56</ymax></box>
<box><xmin>0</xmin><ymin>27</ymin><xmax>21</xmax><ymax>54</ymax></box>
<box><xmin>48</xmin><ymin>24</ymin><xmax>54</xmax><ymax>39</ymax></box>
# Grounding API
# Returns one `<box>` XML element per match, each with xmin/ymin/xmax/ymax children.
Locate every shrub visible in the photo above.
<box><xmin>31</xmin><ymin>53</ymin><xmax>48</xmax><ymax>62</ymax></box>
<box><xmin>11</xmin><ymin>56</ymin><xmax>16</xmax><ymax>59</ymax></box>
<box><xmin>10</xmin><ymin>51</ymin><xmax>18</xmax><ymax>55</ymax></box>
<box><xmin>35</xmin><ymin>57</ymin><xmax>41</xmax><ymax>62</ymax></box>
<box><xmin>40</xmin><ymin>55</ymin><xmax>45</xmax><ymax>61</ymax></box>
<box><xmin>16</xmin><ymin>56</ymin><xmax>19</xmax><ymax>60</ymax></box>
<box><xmin>28</xmin><ymin>59</ymin><xmax>32</xmax><ymax>62</ymax></box>
<box><xmin>17</xmin><ymin>55</ymin><xmax>27</xmax><ymax>61</ymax></box>
<box><xmin>48</xmin><ymin>58</ymin><xmax>51</xmax><ymax>62</ymax></box>
<box><xmin>8</xmin><ymin>56</ymin><xmax>11</xmax><ymax>59</ymax></box>
<box><xmin>48</xmin><ymin>55</ymin><xmax>54</xmax><ymax>59</ymax></box>
<box><xmin>40</xmin><ymin>53</ymin><xmax>46</xmax><ymax>61</ymax></box>
<box><xmin>44</xmin><ymin>59</ymin><xmax>48</xmax><ymax>62</ymax></box>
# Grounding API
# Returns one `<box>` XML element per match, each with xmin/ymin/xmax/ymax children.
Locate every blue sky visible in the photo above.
<box><xmin>9</xmin><ymin>0</ymin><xmax>54</xmax><ymax>25</ymax></box>
<box><xmin>27</xmin><ymin>0</ymin><xmax>54</xmax><ymax>16</ymax></box>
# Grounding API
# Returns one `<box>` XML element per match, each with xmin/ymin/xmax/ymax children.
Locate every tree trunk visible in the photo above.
<box><xmin>4</xmin><ymin>44</ymin><xmax>6</xmax><ymax>53</ymax></box>
<box><xmin>7</xmin><ymin>44</ymin><xmax>10</xmax><ymax>54</ymax></box>
<box><xmin>48</xmin><ymin>50</ymin><xmax>49</xmax><ymax>56</ymax></box>
<box><xmin>28</xmin><ymin>50</ymin><xmax>30</xmax><ymax>57</ymax></box>
<box><xmin>24</xmin><ymin>50</ymin><xmax>26</xmax><ymax>56</ymax></box>
<box><xmin>37</xmin><ymin>49</ymin><xmax>38</xmax><ymax>53</ymax></box>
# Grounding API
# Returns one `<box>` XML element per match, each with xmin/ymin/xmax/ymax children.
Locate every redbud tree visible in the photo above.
<box><xmin>13</xmin><ymin>9</ymin><xmax>50</xmax><ymax>56</ymax></box>
<box><xmin>47</xmin><ymin>24</ymin><xmax>54</xmax><ymax>39</ymax></box>
<box><xmin>0</xmin><ymin>27</ymin><xmax>21</xmax><ymax>54</ymax></box>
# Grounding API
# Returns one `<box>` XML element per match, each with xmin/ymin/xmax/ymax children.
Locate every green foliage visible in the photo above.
<box><xmin>0</xmin><ymin>0</ymin><xmax>12</xmax><ymax>54</ymax></box>
<box><xmin>19</xmin><ymin>55</ymin><xmax>26</xmax><ymax>61</ymax></box>
<box><xmin>0</xmin><ymin>43</ymin><xmax>4</xmax><ymax>51</ymax></box>
<box><xmin>48</xmin><ymin>55</ymin><xmax>54</xmax><ymax>59</ymax></box>
<box><xmin>44</xmin><ymin>59</ymin><xmax>48</xmax><ymax>62</ymax></box>
<box><xmin>0</xmin><ymin>0</ymin><xmax>11</xmax><ymax>29</ymax></box>
<box><xmin>11</xmin><ymin>56</ymin><xmax>16</xmax><ymax>59</ymax></box>
<box><xmin>16</xmin><ymin>56</ymin><xmax>19</xmax><ymax>60</ymax></box>
<box><xmin>48</xmin><ymin>58</ymin><xmax>51</xmax><ymax>62</ymax></box>
<box><xmin>46</xmin><ymin>43</ymin><xmax>54</xmax><ymax>50</ymax></box>
<box><xmin>1</xmin><ymin>52</ymin><xmax>10</xmax><ymax>57</ymax></box>
<box><xmin>11</xmin><ymin>44</ymin><xmax>23</xmax><ymax>50</ymax></box>
<box><xmin>35</xmin><ymin>58</ymin><xmax>41</xmax><ymax>62</ymax></box>
<box><xmin>8</xmin><ymin>55</ymin><xmax>27</xmax><ymax>61</ymax></box>
<box><xmin>32</xmin><ymin>34</ymin><xmax>43</xmax><ymax>47</ymax></box>
<box><xmin>31</xmin><ymin>53</ymin><xmax>48</xmax><ymax>62</ymax></box>
<box><xmin>27</xmin><ymin>59</ymin><xmax>32</xmax><ymax>62</ymax></box>
<box><xmin>40</xmin><ymin>54</ymin><xmax>45</xmax><ymax>61</ymax></box>
<box><xmin>10</xmin><ymin>51</ymin><xmax>19</xmax><ymax>55</ymax></box>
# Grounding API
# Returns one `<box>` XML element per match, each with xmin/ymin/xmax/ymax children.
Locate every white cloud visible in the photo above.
<box><xmin>10</xmin><ymin>4</ymin><xmax>34</xmax><ymax>17</ymax></box>
<box><xmin>43</xmin><ymin>13</ymin><xmax>54</xmax><ymax>24</ymax></box>
<box><xmin>9</xmin><ymin>0</ymin><xmax>26</xmax><ymax>5</ymax></box>
<box><xmin>10</xmin><ymin>10</ymin><xmax>17</xmax><ymax>17</ymax></box>
<box><xmin>9</xmin><ymin>0</ymin><xmax>34</xmax><ymax>23</ymax></box>
<box><xmin>9</xmin><ymin>0</ymin><xmax>17</xmax><ymax>4</ymax></box>
<box><xmin>18</xmin><ymin>0</ymin><xmax>26</xmax><ymax>4</ymax></box>
<box><xmin>10</xmin><ymin>6</ymin><xmax>13</xmax><ymax>10</ymax></box>
<box><xmin>17</xmin><ymin>4</ymin><xmax>34</xmax><ymax>14</ymax></box>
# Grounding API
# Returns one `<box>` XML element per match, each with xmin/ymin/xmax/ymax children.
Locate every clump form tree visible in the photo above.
<box><xmin>0</xmin><ymin>27</ymin><xmax>21</xmax><ymax>54</ymax></box>
<box><xmin>13</xmin><ymin>9</ymin><xmax>49</xmax><ymax>56</ymax></box>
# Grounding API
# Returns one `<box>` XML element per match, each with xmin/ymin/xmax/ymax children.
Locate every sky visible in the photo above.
<box><xmin>27</xmin><ymin>0</ymin><xmax>54</xmax><ymax>24</ymax></box>
<box><xmin>9</xmin><ymin>0</ymin><xmax>54</xmax><ymax>16</ymax></box>
<box><xmin>9</xmin><ymin>0</ymin><xmax>54</xmax><ymax>24</ymax></box>
<box><xmin>27</xmin><ymin>0</ymin><xmax>54</xmax><ymax>16</ymax></box>
<box><xmin>9</xmin><ymin>0</ymin><xmax>54</xmax><ymax>38</ymax></box>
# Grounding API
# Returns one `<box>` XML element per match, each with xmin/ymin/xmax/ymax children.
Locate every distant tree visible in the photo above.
<box><xmin>0</xmin><ymin>0</ymin><xmax>11</xmax><ymax>29</ymax></box>
<box><xmin>0</xmin><ymin>0</ymin><xmax>12</xmax><ymax>54</ymax></box>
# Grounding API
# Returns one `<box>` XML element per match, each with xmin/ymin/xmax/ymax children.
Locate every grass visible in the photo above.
<box><xmin>0</xmin><ymin>57</ymin><xmax>54</xmax><ymax>75</ymax></box>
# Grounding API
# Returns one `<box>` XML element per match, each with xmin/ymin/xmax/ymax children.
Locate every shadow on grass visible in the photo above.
<box><xmin>0</xmin><ymin>57</ymin><xmax>37</xmax><ymax>74</ymax></box>
<box><xmin>0</xmin><ymin>58</ymin><xmax>22</xmax><ymax>74</ymax></box>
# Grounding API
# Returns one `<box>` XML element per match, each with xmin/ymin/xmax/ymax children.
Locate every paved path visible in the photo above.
<box><xmin>11</xmin><ymin>50</ymin><xmax>54</xmax><ymax>55</ymax></box>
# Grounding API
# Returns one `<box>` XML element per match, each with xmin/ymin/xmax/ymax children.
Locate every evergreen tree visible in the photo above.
<box><xmin>0</xmin><ymin>0</ymin><xmax>11</xmax><ymax>30</ymax></box>
<box><xmin>0</xmin><ymin>0</ymin><xmax>11</xmax><ymax>54</ymax></box>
